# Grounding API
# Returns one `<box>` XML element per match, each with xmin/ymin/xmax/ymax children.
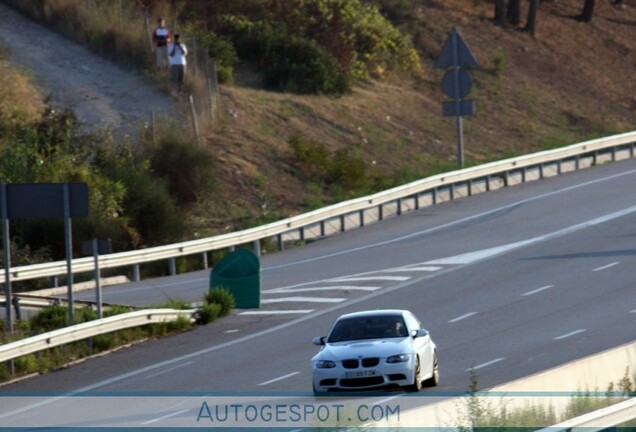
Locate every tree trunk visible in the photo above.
<box><xmin>579</xmin><ymin>0</ymin><xmax>595</xmax><ymax>22</ymax></box>
<box><xmin>507</xmin><ymin>0</ymin><xmax>521</xmax><ymax>25</ymax></box>
<box><xmin>495</xmin><ymin>0</ymin><xmax>506</xmax><ymax>26</ymax></box>
<box><xmin>525</xmin><ymin>0</ymin><xmax>539</xmax><ymax>36</ymax></box>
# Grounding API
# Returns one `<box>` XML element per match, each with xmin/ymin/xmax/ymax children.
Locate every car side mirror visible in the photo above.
<box><xmin>313</xmin><ymin>336</ymin><xmax>326</xmax><ymax>346</ymax></box>
<box><xmin>411</xmin><ymin>329</ymin><xmax>429</xmax><ymax>338</ymax></box>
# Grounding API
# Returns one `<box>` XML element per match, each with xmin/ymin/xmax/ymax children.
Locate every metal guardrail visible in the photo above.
<box><xmin>1</xmin><ymin>131</ymin><xmax>635</xmax><ymax>285</ymax></box>
<box><xmin>536</xmin><ymin>397</ymin><xmax>636</xmax><ymax>431</ymax></box>
<box><xmin>0</xmin><ymin>309</ymin><xmax>194</xmax><ymax>363</ymax></box>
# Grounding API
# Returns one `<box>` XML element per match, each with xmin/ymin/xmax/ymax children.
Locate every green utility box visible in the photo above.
<box><xmin>210</xmin><ymin>248</ymin><xmax>261</xmax><ymax>308</ymax></box>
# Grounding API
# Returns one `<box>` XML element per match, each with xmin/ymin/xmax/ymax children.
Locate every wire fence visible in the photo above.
<box><xmin>80</xmin><ymin>0</ymin><xmax>220</xmax><ymax>146</ymax></box>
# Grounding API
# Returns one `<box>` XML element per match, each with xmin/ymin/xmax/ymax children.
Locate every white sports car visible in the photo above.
<box><xmin>311</xmin><ymin>309</ymin><xmax>438</xmax><ymax>393</ymax></box>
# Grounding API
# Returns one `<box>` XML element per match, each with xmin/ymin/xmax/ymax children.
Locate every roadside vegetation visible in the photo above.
<box><xmin>0</xmin><ymin>287</ymin><xmax>235</xmax><ymax>383</ymax></box>
<box><xmin>457</xmin><ymin>368</ymin><xmax>636</xmax><ymax>430</ymax></box>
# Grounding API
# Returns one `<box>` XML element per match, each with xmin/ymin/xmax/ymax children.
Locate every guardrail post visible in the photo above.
<box><xmin>252</xmin><ymin>240</ymin><xmax>261</xmax><ymax>256</ymax></box>
<box><xmin>449</xmin><ymin>185</ymin><xmax>455</xmax><ymax>201</ymax></box>
<box><xmin>467</xmin><ymin>180</ymin><xmax>473</xmax><ymax>196</ymax></box>
<box><xmin>359</xmin><ymin>210</ymin><xmax>364</xmax><ymax>227</ymax></box>
<box><xmin>521</xmin><ymin>167</ymin><xmax>527</xmax><ymax>183</ymax></box>
<box><xmin>202</xmin><ymin>252</ymin><xmax>208</xmax><ymax>269</ymax></box>
<box><xmin>432</xmin><ymin>188</ymin><xmax>438</xmax><ymax>204</ymax></box>
<box><xmin>397</xmin><ymin>199</ymin><xmax>402</xmax><ymax>216</ymax></box>
<box><xmin>340</xmin><ymin>215</ymin><xmax>345</xmax><ymax>232</ymax></box>
<box><xmin>378</xmin><ymin>204</ymin><xmax>384</xmax><ymax>221</ymax></box>
<box><xmin>132</xmin><ymin>264</ymin><xmax>140</xmax><ymax>282</ymax></box>
<box><xmin>320</xmin><ymin>221</ymin><xmax>325</xmax><ymax>237</ymax></box>
<box><xmin>169</xmin><ymin>258</ymin><xmax>176</xmax><ymax>276</ymax></box>
<box><xmin>485</xmin><ymin>176</ymin><xmax>491</xmax><ymax>191</ymax></box>
<box><xmin>299</xmin><ymin>227</ymin><xmax>305</xmax><ymax>243</ymax></box>
<box><xmin>277</xmin><ymin>234</ymin><xmax>283</xmax><ymax>251</ymax></box>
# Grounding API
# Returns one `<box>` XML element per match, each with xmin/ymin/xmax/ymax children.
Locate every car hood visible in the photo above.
<box><xmin>313</xmin><ymin>338</ymin><xmax>412</xmax><ymax>361</ymax></box>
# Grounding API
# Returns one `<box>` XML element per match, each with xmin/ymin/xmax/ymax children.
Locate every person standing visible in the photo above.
<box><xmin>168</xmin><ymin>33</ymin><xmax>188</xmax><ymax>94</ymax></box>
<box><xmin>152</xmin><ymin>18</ymin><xmax>170</xmax><ymax>70</ymax></box>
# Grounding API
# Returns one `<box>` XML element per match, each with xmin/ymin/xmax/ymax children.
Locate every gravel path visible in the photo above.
<box><xmin>0</xmin><ymin>3</ymin><xmax>177</xmax><ymax>140</ymax></box>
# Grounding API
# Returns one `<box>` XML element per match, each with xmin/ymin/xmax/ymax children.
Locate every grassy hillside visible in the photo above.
<box><xmin>197</xmin><ymin>0</ymin><xmax>635</xmax><ymax>234</ymax></box>
<box><xmin>1</xmin><ymin>0</ymin><xmax>634</xmax><ymax>240</ymax></box>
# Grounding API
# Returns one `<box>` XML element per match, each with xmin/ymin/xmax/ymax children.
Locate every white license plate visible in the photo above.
<box><xmin>344</xmin><ymin>370</ymin><xmax>376</xmax><ymax>378</ymax></box>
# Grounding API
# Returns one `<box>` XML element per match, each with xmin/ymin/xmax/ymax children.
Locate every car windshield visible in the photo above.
<box><xmin>327</xmin><ymin>315</ymin><xmax>408</xmax><ymax>342</ymax></box>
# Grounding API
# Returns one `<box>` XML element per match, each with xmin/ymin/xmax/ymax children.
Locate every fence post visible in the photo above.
<box><xmin>189</xmin><ymin>95</ymin><xmax>202</xmax><ymax>146</ymax></box>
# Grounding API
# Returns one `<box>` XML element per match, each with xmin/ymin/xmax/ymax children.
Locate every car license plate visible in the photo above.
<box><xmin>344</xmin><ymin>370</ymin><xmax>376</xmax><ymax>378</ymax></box>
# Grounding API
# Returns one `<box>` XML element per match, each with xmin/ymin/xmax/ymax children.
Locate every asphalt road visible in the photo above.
<box><xmin>2</xmin><ymin>158</ymin><xmax>636</xmax><ymax>427</ymax></box>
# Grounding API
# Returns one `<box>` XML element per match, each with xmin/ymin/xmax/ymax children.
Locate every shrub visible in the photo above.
<box><xmin>194</xmin><ymin>303</ymin><xmax>222</xmax><ymax>325</ymax></box>
<box><xmin>205</xmin><ymin>287</ymin><xmax>235</xmax><ymax>316</ymax></box>
<box><xmin>30</xmin><ymin>306</ymin><xmax>68</xmax><ymax>333</ymax></box>
<box><xmin>289</xmin><ymin>134</ymin><xmax>330</xmax><ymax>180</ymax></box>
<box><xmin>148</xmin><ymin>134</ymin><xmax>216</xmax><ymax>207</ymax></box>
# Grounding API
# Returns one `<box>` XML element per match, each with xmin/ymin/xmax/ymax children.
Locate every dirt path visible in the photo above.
<box><xmin>0</xmin><ymin>3</ymin><xmax>177</xmax><ymax>140</ymax></box>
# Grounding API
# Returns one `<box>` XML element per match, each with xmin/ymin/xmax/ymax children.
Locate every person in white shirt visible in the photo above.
<box><xmin>168</xmin><ymin>33</ymin><xmax>188</xmax><ymax>93</ymax></box>
<box><xmin>152</xmin><ymin>18</ymin><xmax>170</xmax><ymax>70</ymax></box>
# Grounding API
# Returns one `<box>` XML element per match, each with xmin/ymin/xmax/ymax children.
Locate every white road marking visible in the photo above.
<box><xmin>258</xmin><ymin>371</ymin><xmax>300</xmax><ymax>386</ymax></box>
<box><xmin>554</xmin><ymin>329</ymin><xmax>586</xmax><ymax>340</ymax></box>
<box><xmin>266</xmin><ymin>169</ymin><xmax>636</xmax><ymax>270</ymax></box>
<box><xmin>384</xmin><ymin>266</ymin><xmax>442</xmax><ymax>272</ymax></box>
<box><xmin>448</xmin><ymin>312</ymin><xmax>477</xmax><ymax>323</ymax></box>
<box><xmin>145</xmin><ymin>361</ymin><xmax>194</xmax><ymax>379</ymax></box>
<box><xmin>328</xmin><ymin>276</ymin><xmax>410</xmax><ymax>282</ymax></box>
<box><xmin>593</xmin><ymin>262</ymin><xmax>620</xmax><ymax>272</ymax></box>
<box><xmin>225</xmin><ymin>329</ymin><xmax>239</xmax><ymax>333</ymax></box>
<box><xmin>268</xmin><ymin>286</ymin><xmax>380</xmax><ymax>293</ymax></box>
<box><xmin>522</xmin><ymin>285</ymin><xmax>553</xmax><ymax>296</ymax></box>
<box><xmin>261</xmin><ymin>297</ymin><xmax>345</xmax><ymax>304</ymax></box>
<box><xmin>468</xmin><ymin>358</ymin><xmax>505</xmax><ymax>371</ymax></box>
<box><xmin>239</xmin><ymin>310</ymin><xmax>314</xmax><ymax>315</ymax></box>
<box><xmin>631</xmin><ymin>310</ymin><xmax>636</xmax><ymax>314</ymax></box>
<box><xmin>374</xmin><ymin>394</ymin><xmax>403</xmax><ymax>405</ymax></box>
<box><xmin>141</xmin><ymin>409</ymin><xmax>191</xmax><ymax>425</ymax></box>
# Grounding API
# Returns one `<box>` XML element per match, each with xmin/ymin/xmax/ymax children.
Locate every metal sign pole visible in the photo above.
<box><xmin>64</xmin><ymin>184</ymin><xmax>75</xmax><ymax>325</ymax></box>
<box><xmin>1</xmin><ymin>184</ymin><xmax>12</xmax><ymax>332</ymax></box>
<box><xmin>93</xmin><ymin>239</ymin><xmax>103</xmax><ymax>319</ymax></box>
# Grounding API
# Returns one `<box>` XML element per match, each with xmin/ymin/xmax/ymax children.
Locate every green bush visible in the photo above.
<box><xmin>148</xmin><ymin>134</ymin><xmax>216</xmax><ymax>207</ymax></box>
<box><xmin>195</xmin><ymin>303</ymin><xmax>222</xmax><ymax>325</ymax></box>
<box><xmin>30</xmin><ymin>306</ymin><xmax>68</xmax><ymax>333</ymax></box>
<box><xmin>205</xmin><ymin>287</ymin><xmax>235</xmax><ymax>316</ymax></box>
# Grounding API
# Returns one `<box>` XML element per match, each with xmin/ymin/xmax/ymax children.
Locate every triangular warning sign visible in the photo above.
<box><xmin>435</xmin><ymin>27</ymin><xmax>478</xmax><ymax>69</ymax></box>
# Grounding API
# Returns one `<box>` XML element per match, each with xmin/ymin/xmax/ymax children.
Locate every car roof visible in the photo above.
<box><xmin>336</xmin><ymin>309</ymin><xmax>409</xmax><ymax>320</ymax></box>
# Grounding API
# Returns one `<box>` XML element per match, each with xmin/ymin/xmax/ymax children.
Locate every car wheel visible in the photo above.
<box><xmin>424</xmin><ymin>352</ymin><xmax>439</xmax><ymax>387</ymax></box>
<box><xmin>407</xmin><ymin>356</ymin><xmax>423</xmax><ymax>392</ymax></box>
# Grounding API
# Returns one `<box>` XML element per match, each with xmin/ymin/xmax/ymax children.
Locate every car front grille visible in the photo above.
<box><xmin>342</xmin><ymin>357</ymin><xmax>380</xmax><ymax>369</ymax></box>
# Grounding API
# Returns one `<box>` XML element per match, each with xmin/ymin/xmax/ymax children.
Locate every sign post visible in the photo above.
<box><xmin>1</xmin><ymin>183</ymin><xmax>88</xmax><ymax>330</ymax></box>
<box><xmin>435</xmin><ymin>27</ymin><xmax>478</xmax><ymax>168</ymax></box>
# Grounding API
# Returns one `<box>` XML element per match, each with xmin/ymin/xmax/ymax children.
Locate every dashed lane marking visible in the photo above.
<box><xmin>554</xmin><ymin>329</ymin><xmax>586</xmax><ymax>340</ymax></box>
<box><xmin>467</xmin><ymin>358</ymin><xmax>505</xmax><ymax>371</ymax></box>
<box><xmin>384</xmin><ymin>266</ymin><xmax>443</xmax><ymax>272</ymax></box>
<box><xmin>261</xmin><ymin>297</ymin><xmax>345</xmax><ymax>304</ymax></box>
<box><xmin>593</xmin><ymin>262</ymin><xmax>620</xmax><ymax>272</ymax></box>
<box><xmin>327</xmin><ymin>276</ymin><xmax>410</xmax><ymax>282</ymax></box>
<box><xmin>257</xmin><ymin>372</ymin><xmax>300</xmax><ymax>386</ymax></box>
<box><xmin>239</xmin><ymin>310</ymin><xmax>315</xmax><ymax>315</ymax></box>
<box><xmin>448</xmin><ymin>312</ymin><xmax>477</xmax><ymax>323</ymax></box>
<box><xmin>522</xmin><ymin>285</ymin><xmax>553</xmax><ymax>296</ymax></box>
<box><xmin>267</xmin><ymin>286</ymin><xmax>381</xmax><ymax>293</ymax></box>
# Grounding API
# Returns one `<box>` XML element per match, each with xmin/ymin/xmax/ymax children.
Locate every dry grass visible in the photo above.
<box><xmin>0</xmin><ymin>57</ymin><xmax>44</xmax><ymax>128</ymax></box>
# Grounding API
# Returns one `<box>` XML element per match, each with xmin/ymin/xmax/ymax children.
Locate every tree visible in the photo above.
<box><xmin>495</xmin><ymin>0</ymin><xmax>506</xmax><ymax>26</ymax></box>
<box><xmin>524</xmin><ymin>0</ymin><xmax>539</xmax><ymax>36</ymax></box>
<box><xmin>579</xmin><ymin>0</ymin><xmax>595</xmax><ymax>22</ymax></box>
<box><xmin>507</xmin><ymin>0</ymin><xmax>521</xmax><ymax>25</ymax></box>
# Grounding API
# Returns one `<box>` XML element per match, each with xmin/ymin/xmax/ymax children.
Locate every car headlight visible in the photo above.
<box><xmin>386</xmin><ymin>354</ymin><xmax>410</xmax><ymax>363</ymax></box>
<box><xmin>315</xmin><ymin>360</ymin><xmax>337</xmax><ymax>368</ymax></box>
